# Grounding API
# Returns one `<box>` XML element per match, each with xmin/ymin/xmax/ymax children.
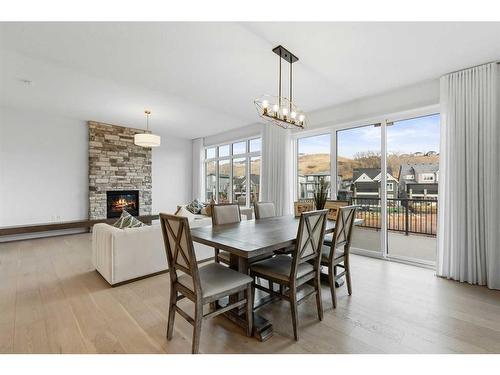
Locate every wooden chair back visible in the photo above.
<box><xmin>329</xmin><ymin>205</ymin><xmax>358</xmax><ymax>260</ymax></box>
<box><xmin>254</xmin><ymin>201</ymin><xmax>276</xmax><ymax>219</ymax></box>
<box><xmin>159</xmin><ymin>213</ymin><xmax>201</xmax><ymax>296</ymax></box>
<box><xmin>211</xmin><ymin>203</ymin><xmax>241</xmax><ymax>225</ymax></box>
<box><xmin>291</xmin><ymin>209</ymin><xmax>328</xmax><ymax>277</ymax></box>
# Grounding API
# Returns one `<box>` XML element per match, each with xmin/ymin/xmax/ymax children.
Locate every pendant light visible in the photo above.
<box><xmin>254</xmin><ymin>45</ymin><xmax>306</xmax><ymax>129</ymax></box>
<box><xmin>134</xmin><ymin>110</ymin><xmax>161</xmax><ymax>148</ymax></box>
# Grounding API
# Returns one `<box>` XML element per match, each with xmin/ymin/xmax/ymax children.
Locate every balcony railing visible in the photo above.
<box><xmin>351</xmin><ymin>197</ymin><xmax>438</xmax><ymax>237</ymax></box>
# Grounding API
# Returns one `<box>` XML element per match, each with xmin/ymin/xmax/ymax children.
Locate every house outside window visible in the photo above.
<box><xmin>204</xmin><ymin>137</ymin><xmax>261</xmax><ymax>206</ymax></box>
<box><xmin>297</xmin><ymin>133</ymin><xmax>331</xmax><ymax>199</ymax></box>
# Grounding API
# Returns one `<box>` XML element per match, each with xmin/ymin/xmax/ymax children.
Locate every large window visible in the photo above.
<box><xmin>204</xmin><ymin>138</ymin><xmax>261</xmax><ymax>206</ymax></box>
<box><xmin>297</xmin><ymin>134</ymin><xmax>331</xmax><ymax>199</ymax></box>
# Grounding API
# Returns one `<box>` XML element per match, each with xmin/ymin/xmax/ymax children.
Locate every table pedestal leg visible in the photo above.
<box><xmin>221</xmin><ymin>254</ymin><xmax>273</xmax><ymax>341</ymax></box>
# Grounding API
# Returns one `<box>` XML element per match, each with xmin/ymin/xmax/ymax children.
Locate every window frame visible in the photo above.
<box><xmin>203</xmin><ymin>137</ymin><xmax>261</xmax><ymax>207</ymax></box>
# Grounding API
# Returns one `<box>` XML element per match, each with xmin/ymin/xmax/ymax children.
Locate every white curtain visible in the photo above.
<box><xmin>261</xmin><ymin>124</ymin><xmax>294</xmax><ymax>216</ymax></box>
<box><xmin>437</xmin><ymin>62</ymin><xmax>500</xmax><ymax>289</ymax></box>
<box><xmin>191</xmin><ymin>138</ymin><xmax>204</xmax><ymax>201</ymax></box>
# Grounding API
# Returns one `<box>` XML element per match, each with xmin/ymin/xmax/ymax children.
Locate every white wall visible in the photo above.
<box><xmin>152</xmin><ymin>133</ymin><xmax>192</xmax><ymax>214</ymax></box>
<box><xmin>0</xmin><ymin>106</ymin><xmax>88</xmax><ymax>226</ymax></box>
<box><xmin>0</xmin><ymin>105</ymin><xmax>193</xmax><ymax>228</ymax></box>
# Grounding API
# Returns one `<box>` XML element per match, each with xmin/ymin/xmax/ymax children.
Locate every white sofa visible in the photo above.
<box><xmin>92</xmin><ymin>208</ymin><xmax>213</xmax><ymax>286</ymax></box>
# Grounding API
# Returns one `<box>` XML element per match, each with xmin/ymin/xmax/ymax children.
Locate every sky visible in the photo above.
<box><xmin>298</xmin><ymin>114</ymin><xmax>440</xmax><ymax>159</ymax></box>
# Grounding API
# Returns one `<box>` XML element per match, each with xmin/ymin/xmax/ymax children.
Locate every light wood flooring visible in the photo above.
<box><xmin>1</xmin><ymin>233</ymin><xmax>500</xmax><ymax>354</ymax></box>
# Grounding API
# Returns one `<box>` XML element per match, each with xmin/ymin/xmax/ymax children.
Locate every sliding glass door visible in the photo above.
<box><xmin>333</xmin><ymin>112</ymin><xmax>440</xmax><ymax>264</ymax></box>
<box><xmin>336</xmin><ymin>124</ymin><xmax>382</xmax><ymax>256</ymax></box>
<box><xmin>385</xmin><ymin>114</ymin><xmax>440</xmax><ymax>264</ymax></box>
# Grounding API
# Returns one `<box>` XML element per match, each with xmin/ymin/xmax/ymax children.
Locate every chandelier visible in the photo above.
<box><xmin>134</xmin><ymin>110</ymin><xmax>161</xmax><ymax>148</ymax></box>
<box><xmin>254</xmin><ymin>45</ymin><xmax>306</xmax><ymax>129</ymax></box>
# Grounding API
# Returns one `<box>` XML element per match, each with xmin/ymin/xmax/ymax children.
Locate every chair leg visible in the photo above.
<box><xmin>289</xmin><ymin>286</ymin><xmax>299</xmax><ymax>341</ymax></box>
<box><xmin>315</xmin><ymin>275</ymin><xmax>323</xmax><ymax>321</ymax></box>
<box><xmin>245</xmin><ymin>285</ymin><xmax>253</xmax><ymax>337</ymax></box>
<box><xmin>192</xmin><ymin>301</ymin><xmax>203</xmax><ymax>354</ymax></box>
<box><xmin>166</xmin><ymin>290</ymin><xmax>176</xmax><ymax>340</ymax></box>
<box><xmin>328</xmin><ymin>264</ymin><xmax>337</xmax><ymax>309</ymax></box>
<box><xmin>214</xmin><ymin>248</ymin><xmax>220</xmax><ymax>263</ymax></box>
<box><xmin>345</xmin><ymin>255</ymin><xmax>352</xmax><ymax>296</ymax></box>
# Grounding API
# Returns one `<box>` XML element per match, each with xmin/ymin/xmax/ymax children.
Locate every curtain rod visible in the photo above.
<box><xmin>444</xmin><ymin>60</ymin><xmax>500</xmax><ymax>76</ymax></box>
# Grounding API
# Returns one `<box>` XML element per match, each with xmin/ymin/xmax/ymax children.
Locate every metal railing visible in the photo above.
<box><xmin>351</xmin><ymin>197</ymin><xmax>438</xmax><ymax>237</ymax></box>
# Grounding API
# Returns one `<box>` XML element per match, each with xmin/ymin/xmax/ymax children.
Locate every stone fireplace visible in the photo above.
<box><xmin>88</xmin><ymin>121</ymin><xmax>152</xmax><ymax>220</ymax></box>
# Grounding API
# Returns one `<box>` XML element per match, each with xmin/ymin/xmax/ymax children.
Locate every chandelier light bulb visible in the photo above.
<box><xmin>282</xmin><ymin>107</ymin><xmax>288</xmax><ymax>116</ymax></box>
<box><xmin>290</xmin><ymin>111</ymin><xmax>297</xmax><ymax>119</ymax></box>
<box><xmin>262</xmin><ymin>100</ymin><xmax>269</xmax><ymax>109</ymax></box>
<box><xmin>272</xmin><ymin>104</ymin><xmax>279</xmax><ymax>113</ymax></box>
<box><xmin>298</xmin><ymin>114</ymin><xmax>305</xmax><ymax>122</ymax></box>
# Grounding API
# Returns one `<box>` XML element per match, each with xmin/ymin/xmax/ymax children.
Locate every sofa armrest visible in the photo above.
<box><xmin>92</xmin><ymin>223</ymin><xmax>122</xmax><ymax>283</ymax></box>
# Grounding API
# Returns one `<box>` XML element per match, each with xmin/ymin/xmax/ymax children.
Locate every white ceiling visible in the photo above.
<box><xmin>1</xmin><ymin>22</ymin><xmax>500</xmax><ymax>139</ymax></box>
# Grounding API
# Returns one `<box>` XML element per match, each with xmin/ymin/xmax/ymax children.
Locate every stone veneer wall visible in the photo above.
<box><xmin>88</xmin><ymin>121</ymin><xmax>152</xmax><ymax>219</ymax></box>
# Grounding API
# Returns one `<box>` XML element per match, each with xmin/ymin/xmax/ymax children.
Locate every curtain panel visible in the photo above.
<box><xmin>261</xmin><ymin>124</ymin><xmax>294</xmax><ymax>216</ymax></box>
<box><xmin>437</xmin><ymin>62</ymin><xmax>500</xmax><ymax>289</ymax></box>
<box><xmin>191</xmin><ymin>138</ymin><xmax>204</xmax><ymax>201</ymax></box>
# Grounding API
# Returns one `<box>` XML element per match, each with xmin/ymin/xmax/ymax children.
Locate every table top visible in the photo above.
<box><xmin>190</xmin><ymin>215</ymin><xmax>361</xmax><ymax>259</ymax></box>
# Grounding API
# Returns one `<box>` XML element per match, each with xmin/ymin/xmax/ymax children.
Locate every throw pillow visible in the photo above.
<box><xmin>185</xmin><ymin>199</ymin><xmax>204</xmax><ymax>214</ymax></box>
<box><xmin>113</xmin><ymin>210</ymin><xmax>146</xmax><ymax>229</ymax></box>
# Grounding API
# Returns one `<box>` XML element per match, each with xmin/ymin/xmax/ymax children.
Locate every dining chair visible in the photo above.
<box><xmin>323</xmin><ymin>199</ymin><xmax>349</xmax><ymax>245</ymax></box>
<box><xmin>320</xmin><ymin>205</ymin><xmax>357</xmax><ymax>308</ymax></box>
<box><xmin>254</xmin><ymin>201</ymin><xmax>276</xmax><ymax>219</ymax></box>
<box><xmin>249</xmin><ymin>209</ymin><xmax>328</xmax><ymax>341</ymax></box>
<box><xmin>159</xmin><ymin>213</ymin><xmax>253</xmax><ymax>354</ymax></box>
<box><xmin>211</xmin><ymin>203</ymin><xmax>241</xmax><ymax>265</ymax></box>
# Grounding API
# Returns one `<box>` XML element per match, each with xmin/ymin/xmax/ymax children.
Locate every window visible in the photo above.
<box><xmin>250</xmin><ymin>156</ymin><xmax>260</xmax><ymax>204</ymax></box>
<box><xmin>387</xmin><ymin>182</ymin><xmax>394</xmax><ymax>191</ymax></box>
<box><xmin>218</xmin><ymin>145</ymin><xmax>230</xmax><ymax>158</ymax></box>
<box><xmin>233</xmin><ymin>158</ymin><xmax>246</xmax><ymax>205</ymax></box>
<box><xmin>297</xmin><ymin>134</ymin><xmax>331</xmax><ymax>199</ymax></box>
<box><xmin>205</xmin><ymin>161</ymin><xmax>216</xmax><ymax>201</ymax></box>
<box><xmin>218</xmin><ymin>160</ymin><xmax>230</xmax><ymax>203</ymax></box>
<box><xmin>233</xmin><ymin>141</ymin><xmax>246</xmax><ymax>155</ymax></box>
<box><xmin>204</xmin><ymin>137</ymin><xmax>261</xmax><ymax>206</ymax></box>
<box><xmin>249</xmin><ymin>138</ymin><xmax>261</xmax><ymax>153</ymax></box>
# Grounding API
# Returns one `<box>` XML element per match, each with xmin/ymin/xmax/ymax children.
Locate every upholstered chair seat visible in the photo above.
<box><xmin>250</xmin><ymin>255</ymin><xmax>314</xmax><ymax>282</ymax></box>
<box><xmin>178</xmin><ymin>263</ymin><xmax>252</xmax><ymax>299</ymax></box>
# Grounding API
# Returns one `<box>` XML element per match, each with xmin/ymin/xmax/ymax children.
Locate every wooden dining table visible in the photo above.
<box><xmin>190</xmin><ymin>214</ymin><xmax>363</xmax><ymax>341</ymax></box>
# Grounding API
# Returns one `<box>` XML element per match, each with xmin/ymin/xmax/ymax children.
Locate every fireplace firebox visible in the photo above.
<box><xmin>106</xmin><ymin>190</ymin><xmax>139</xmax><ymax>218</ymax></box>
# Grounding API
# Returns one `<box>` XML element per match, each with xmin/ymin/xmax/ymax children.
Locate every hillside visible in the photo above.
<box><xmin>299</xmin><ymin>153</ymin><xmax>439</xmax><ymax>180</ymax></box>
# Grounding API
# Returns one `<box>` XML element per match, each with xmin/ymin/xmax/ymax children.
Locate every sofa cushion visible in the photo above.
<box><xmin>113</xmin><ymin>210</ymin><xmax>146</xmax><ymax>229</ymax></box>
<box><xmin>185</xmin><ymin>199</ymin><xmax>204</xmax><ymax>214</ymax></box>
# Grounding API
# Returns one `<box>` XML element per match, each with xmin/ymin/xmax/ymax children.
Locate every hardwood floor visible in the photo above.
<box><xmin>1</xmin><ymin>233</ymin><xmax>500</xmax><ymax>354</ymax></box>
